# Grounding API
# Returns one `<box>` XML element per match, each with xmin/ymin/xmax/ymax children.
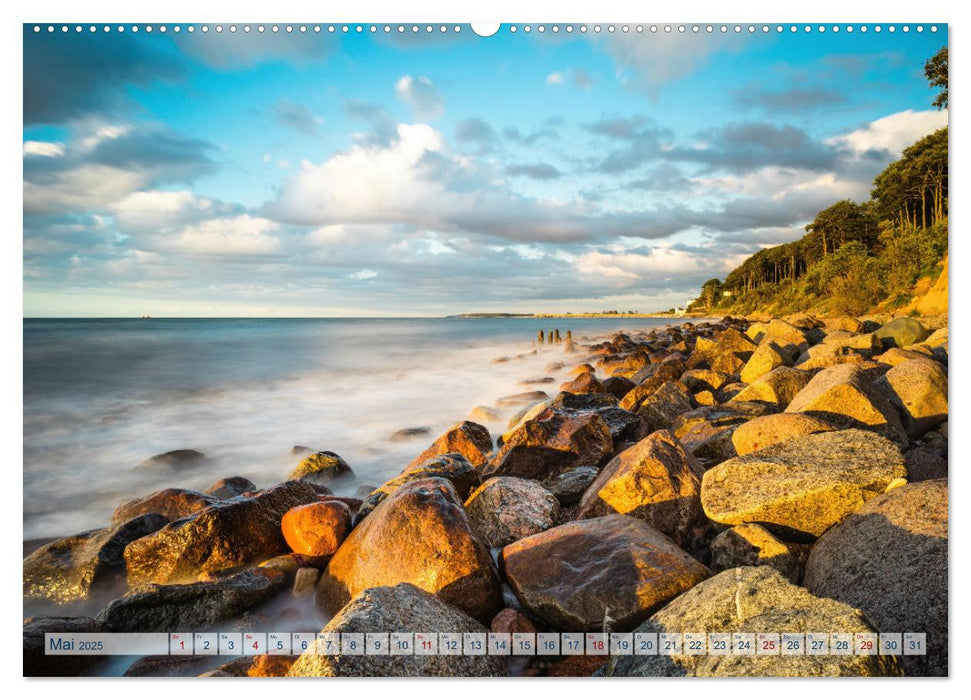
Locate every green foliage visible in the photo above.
<box><xmin>925</xmin><ymin>46</ymin><xmax>948</xmax><ymax>109</ymax></box>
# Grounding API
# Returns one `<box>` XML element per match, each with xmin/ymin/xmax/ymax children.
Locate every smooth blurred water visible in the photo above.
<box><xmin>23</xmin><ymin>317</ymin><xmax>679</xmax><ymax>538</ymax></box>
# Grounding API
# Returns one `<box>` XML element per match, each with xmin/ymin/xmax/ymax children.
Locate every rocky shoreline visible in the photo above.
<box><xmin>23</xmin><ymin>313</ymin><xmax>948</xmax><ymax>677</ymax></box>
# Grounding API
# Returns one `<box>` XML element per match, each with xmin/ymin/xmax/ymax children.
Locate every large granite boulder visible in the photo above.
<box><xmin>548</xmin><ymin>392</ymin><xmax>641</xmax><ymax>443</ymax></box>
<box><xmin>316</xmin><ymin>478</ymin><xmax>501</xmax><ymax>622</ymax></box>
<box><xmin>111</xmin><ymin>488</ymin><xmax>218</xmax><ymax>525</ymax></box>
<box><xmin>803</xmin><ymin>479</ymin><xmax>947</xmax><ymax>676</ymax></box>
<box><xmin>355</xmin><ymin>453</ymin><xmax>480</xmax><ymax>523</ymax></box>
<box><xmin>559</xmin><ymin>371</ymin><xmax>606</xmax><ymax>395</ymax></box>
<box><xmin>672</xmin><ymin>402</ymin><xmax>772</xmax><ymax>462</ymax></box>
<box><xmin>739</xmin><ymin>341</ymin><xmax>789</xmax><ymax>384</ymax></box>
<box><xmin>873</xmin><ymin>317</ymin><xmax>929</xmax><ymax>349</ymax></box>
<box><xmin>785</xmin><ymin>364</ymin><xmax>908</xmax><ymax>446</ymax></box>
<box><xmin>97</xmin><ymin>568</ymin><xmax>289</xmax><ymax>632</ymax></box>
<box><xmin>701</xmin><ymin>429</ymin><xmax>906</xmax><ymax>539</ymax></box>
<box><xmin>124</xmin><ymin>481</ymin><xmax>318</xmax><ymax>585</ymax></box>
<box><xmin>542</xmin><ymin>466</ymin><xmax>600</xmax><ymax>506</ymax></box>
<box><xmin>636</xmin><ymin>381</ymin><xmax>693</xmax><ymax>431</ymax></box>
<box><xmin>577</xmin><ymin>430</ymin><xmax>702</xmax><ymax>541</ymax></box>
<box><xmin>281</xmin><ymin>500</ymin><xmax>352</xmax><ymax>557</ymax></box>
<box><xmin>731</xmin><ymin>413</ymin><xmax>837</xmax><ymax>456</ymax></box>
<box><xmin>501</xmin><ymin>515</ymin><xmax>708</xmax><ymax>631</ymax></box>
<box><xmin>730</xmin><ymin>367</ymin><xmax>812</xmax><ymax>408</ymax></box>
<box><xmin>205</xmin><ymin>476</ymin><xmax>257</xmax><ymax>499</ymax></box>
<box><xmin>289</xmin><ymin>451</ymin><xmax>353</xmax><ymax>486</ymax></box>
<box><xmin>484</xmin><ymin>409</ymin><xmax>612</xmax><ymax>480</ymax></box>
<box><xmin>604</xmin><ymin>567</ymin><xmax>900</xmax><ymax>677</ymax></box>
<box><xmin>288</xmin><ymin>584</ymin><xmax>506</xmax><ymax>677</ymax></box>
<box><xmin>406</xmin><ymin>421</ymin><xmax>493</xmax><ymax>470</ymax></box>
<box><xmin>464</xmin><ymin>477</ymin><xmax>560</xmax><ymax>548</ymax></box>
<box><xmin>874</xmin><ymin>358</ymin><xmax>948</xmax><ymax>438</ymax></box>
<box><xmin>24</xmin><ymin>514</ymin><xmax>168</xmax><ymax>604</ymax></box>
<box><xmin>709</xmin><ymin>523</ymin><xmax>799</xmax><ymax>583</ymax></box>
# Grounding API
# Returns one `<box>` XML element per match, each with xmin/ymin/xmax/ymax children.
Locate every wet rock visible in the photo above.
<box><xmin>739</xmin><ymin>341</ymin><xmax>789</xmax><ymax>384</ymax></box>
<box><xmin>289</xmin><ymin>583</ymin><xmax>506</xmax><ymax>677</ymax></box>
<box><xmin>390</xmin><ymin>426</ymin><xmax>431</xmax><ymax>441</ymax></box>
<box><xmin>205</xmin><ymin>476</ymin><xmax>257</xmax><ymax>499</ymax></box>
<box><xmin>730</xmin><ymin>366</ymin><xmax>812</xmax><ymax>408</ymax></box>
<box><xmin>135</xmin><ymin>449</ymin><xmax>206</xmax><ymax>471</ymax></box>
<box><xmin>601</xmin><ymin>375</ymin><xmax>636</xmax><ymax>400</ymax></box>
<box><xmin>701</xmin><ymin>429</ymin><xmax>906</xmax><ymax>539</ymax></box>
<box><xmin>874</xmin><ymin>358</ymin><xmax>948</xmax><ymax>438</ymax></box>
<box><xmin>112</xmin><ymin>488</ymin><xmax>218</xmax><ymax>524</ymax></box>
<box><xmin>560</xmin><ymin>371</ymin><xmax>607</xmax><ymax>395</ymax></box>
<box><xmin>629</xmin><ymin>358</ymin><xmax>688</xmax><ymax>387</ymax></box>
<box><xmin>24</xmin><ymin>616</ymin><xmax>104</xmax><ymax>676</ymax></box>
<box><xmin>548</xmin><ymin>392</ymin><xmax>641</xmax><ymax>443</ymax></box>
<box><xmin>672</xmin><ymin>402</ymin><xmax>771</xmax><ymax>462</ymax></box>
<box><xmin>904</xmin><ymin>441</ymin><xmax>947</xmax><ymax>481</ymax></box>
<box><xmin>497</xmin><ymin>391</ymin><xmax>550</xmax><ymax>408</ymax></box>
<box><xmin>292</xmin><ymin>567</ymin><xmax>320</xmax><ymax>598</ymax></box>
<box><xmin>604</xmin><ymin>567</ymin><xmax>900</xmax><ymax>677</ymax></box>
<box><xmin>24</xmin><ymin>513</ymin><xmax>168</xmax><ymax>604</ymax></box>
<box><xmin>874</xmin><ymin>316</ymin><xmax>929</xmax><ymax>349</ymax></box>
<box><xmin>290</xmin><ymin>445</ymin><xmax>314</xmax><ymax>456</ymax></box>
<box><xmin>542</xmin><ymin>466</ymin><xmax>600</xmax><ymax>506</ymax></box>
<box><xmin>501</xmin><ymin>515</ymin><xmax>708</xmax><ymax>631</ymax></box>
<box><xmin>709</xmin><ymin>524</ymin><xmax>799</xmax><ymax>582</ymax></box>
<box><xmin>804</xmin><ymin>479</ymin><xmax>947</xmax><ymax>676</ymax></box>
<box><xmin>282</xmin><ymin>501</ymin><xmax>352</xmax><ymax>557</ymax></box>
<box><xmin>578</xmin><ymin>430</ymin><xmax>702</xmax><ymax>541</ymax></box>
<box><xmin>406</xmin><ymin>421</ymin><xmax>493</xmax><ymax>470</ymax></box>
<box><xmin>317</xmin><ymin>478</ymin><xmax>501</xmax><ymax>622</ymax></box>
<box><xmin>465</xmin><ymin>477</ymin><xmax>560</xmax><ymax>548</ymax></box>
<box><xmin>731</xmin><ymin>413</ymin><xmax>837</xmax><ymax>456</ymax></box>
<box><xmin>786</xmin><ymin>364</ymin><xmax>908</xmax><ymax>446</ymax></box>
<box><xmin>289</xmin><ymin>451</ymin><xmax>353</xmax><ymax>486</ymax></box>
<box><xmin>97</xmin><ymin>568</ymin><xmax>289</xmax><ymax>632</ymax></box>
<box><xmin>356</xmin><ymin>453</ymin><xmax>480</xmax><ymax>523</ymax></box>
<box><xmin>484</xmin><ymin>409</ymin><xmax>612</xmax><ymax>480</ymax></box>
<box><xmin>636</xmin><ymin>381</ymin><xmax>693</xmax><ymax>431</ymax></box>
<box><xmin>124</xmin><ymin>481</ymin><xmax>319</xmax><ymax>584</ymax></box>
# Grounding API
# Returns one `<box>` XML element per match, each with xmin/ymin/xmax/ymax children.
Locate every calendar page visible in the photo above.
<box><xmin>22</xmin><ymin>13</ymin><xmax>949</xmax><ymax>681</ymax></box>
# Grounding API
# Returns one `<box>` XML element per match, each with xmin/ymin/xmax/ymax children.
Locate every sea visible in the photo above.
<box><xmin>23</xmin><ymin>317</ymin><xmax>684</xmax><ymax>540</ymax></box>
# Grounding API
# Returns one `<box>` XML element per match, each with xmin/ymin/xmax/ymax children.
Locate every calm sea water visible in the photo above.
<box><xmin>23</xmin><ymin>317</ymin><xmax>681</xmax><ymax>539</ymax></box>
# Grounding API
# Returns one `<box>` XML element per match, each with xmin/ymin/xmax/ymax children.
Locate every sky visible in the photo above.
<box><xmin>23</xmin><ymin>24</ymin><xmax>948</xmax><ymax>317</ymax></box>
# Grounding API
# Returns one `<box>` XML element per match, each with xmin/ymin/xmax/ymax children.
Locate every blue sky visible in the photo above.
<box><xmin>23</xmin><ymin>24</ymin><xmax>947</xmax><ymax>316</ymax></box>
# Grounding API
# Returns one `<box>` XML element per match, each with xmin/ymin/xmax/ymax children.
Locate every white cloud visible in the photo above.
<box><xmin>830</xmin><ymin>109</ymin><xmax>948</xmax><ymax>155</ymax></box>
<box><xmin>23</xmin><ymin>141</ymin><xmax>65</xmax><ymax>157</ymax></box>
<box><xmin>349</xmin><ymin>269</ymin><xmax>378</xmax><ymax>280</ymax></box>
<box><xmin>395</xmin><ymin>75</ymin><xmax>444</xmax><ymax>120</ymax></box>
<box><xmin>167</xmin><ymin>214</ymin><xmax>282</xmax><ymax>257</ymax></box>
<box><xmin>546</xmin><ymin>72</ymin><xmax>564</xmax><ymax>85</ymax></box>
<box><xmin>571</xmin><ymin>244</ymin><xmax>739</xmax><ymax>283</ymax></box>
<box><xmin>24</xmin><ymin>164</ymin><xmax>149</xmax><ymax>215</ymax></box>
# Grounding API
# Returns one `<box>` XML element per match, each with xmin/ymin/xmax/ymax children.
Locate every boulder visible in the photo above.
<box><xmin>578</xmin><ymin>430</ymin><xmax>702</xmax><ymax>541</ymax></box>
<box><xmin>111</xmin><ymin>488</ymin><xmax>218</xmax><ymax>524</ymax></box>
<box><xmin>356</xmin><ymin>453</ymin><xmax>480</xmax><ymax>523</ymax></box>
<box><xmin>904</xmin><ymin>441</ymin><xmax>947</xmax><ymax>482</ymax></box>
<box><xmin>679</xmin><ymin>369</ymin><xmax>729</xmax><ymax>393</ymax></box>
<box><xmin>24</xmin><ymin>514</ymin><xmax>168</xmax><ymax>604</ymax></box>
<box><xmin>730</xmin><ymin>366</ymin><xmax>812</xmax><ymax>408</ymax></box>
<box><xmin>24</xmin><ymin>616</ymin><xmax>104</xmax><ymax>676</ymax></box>
<box><xmin>135</xmin><ymin>449</ymin><xmax>205</xmax><ymax>471</ymax></box>
<box><xmin>560</xmin><ymin>371</ymin><xmax>606</xmax><ymax>394</ymax></box>
<box><xmin>465</xmin><ymin>477</ymin><xmax>560</xmax><ymax>548</ymax></box>
<box><xmin>622</xmin><ymin>363</ymin><xmax>686</xmax><ymax>410</ymax></box>
<box><xmin>688</xmin><ymin>328</ymin><xmax>756</xmax><ymax>376</ymax></box>
<box><xmin>731</xmin><ymin>413</ymin><xmax>837</xmax><ymax>456</ymax></box>
<box><xmin>542</xmin><ymin>466</ymin><xmax>600</xmax><ymax>506</ymax></box>
<box><xmin>693</xmin><ymin>390</ymin><xmax>716</xmax><ymax>406</ymax></box>
<box><xmin>501</xmin><ymin>515</ymin><xmax>708</xmax><ymax>631</ymax></box>
<box><xmin>823</xmin><ymin>316</ymin><xmax>865</xmax><ymax>333</ymax></box>
<box><xmin>281</xmin><ymin>501</ymin><xmax>352</xmax><ymax>557</ymax></box>
<box><xmin>289</xmin><ymin>451</ymin><xmax>353</xmax><ymax>486</ymax></box>
<box><xmin>288</xmin><ymin>584</ymin><xmax>505</xmax><ymax>677</ymax></box>
<box><xmin>672</xmin><ymin>402</ymin><xmax>771</xmax><ymax>462</ymax></box>
<box><xmin>491</xmin><ymin>607</ymin><xmax>537</xmax><ymax>634</ymax></box>
<box><xmin>406</xmin><ymin>421</ymin><xmax>493</xmax><ymax>469</ymax></box>
<box><xmin>468</xmin><ymin>406</ymin><xmax>502</xmax><ymax>424</ymax></box>
<box><xmin>739</xmin><ymin>341</ymin><xmax>788</xmax><ymax>384</ymax></box>
<box><xmin>317</xmin><ymin>478</ymin><xmax>501</xmax><ymax>622</ymax></box>
<box><xmin>604</xmin><ymin>567</ymin><xmax>900</xmax><ymax>677</ymax></box>
<box><xmin>709</xmin><ymin>524</ymin><xmax>799</xmax><ymax>583</ymax></box>
<box><xmin>205</xmin><ymin>476</ymin><xmax>257</xmax><ymax>499</ymax></box>
<box><xmin>785</xmin><ymin>364</ymin><xmax>908</xmax><ymax>446</ymax></box>
<box><xmin>124</xmin><ymin>481</ymin><xmax>319</xmax><ymax>585</ymax></box>
<box><xmin>874</xmin><ymin>347</ymin><xmax>931</xmax><ymax>366</ymax></box>
<box><xmin>874</xmin><ymin>359</ymin><xmax>948</xmax><ymax>438</ymax></box>
<box><xmin>97</xmin><ymin>568</ymin><xmax>289</xmax><ymax>632</ymax></box>
<box><xmin>874</xmin><ymin>317</ymin><xmax>929</xmax><ymax>349</ymax></box>
<box><xmin>803</xmin><ymin>479</ymin><xmax>947</xmax><ymax>676</ymax></box>
<box><xmin>701</xmin><ymin>429</ymin><xmax>906</xmax><ymax>539</ymax></box>
<box><xmin>636</xmin><ymin>381</ymin><xmax>693</xmax><ymax>431</ymax></box>
<box><xmin>484</xmin><ymin>410</ymin><xmax>612</xmax><ymax>480</ymax></box>
<box><xmin>601</xmin><ymin>375</ymin><xmax>636</xmax><ymax>400</ymax></box>
<box><xmin>292</xmin><ymin>567</ymin><xmax>320</xmax><ymax>597</ymax></box>
<box><xmin>548</xmin><ymin>392</ymin><xmax>641</xmax><ymax>443</ymax></box>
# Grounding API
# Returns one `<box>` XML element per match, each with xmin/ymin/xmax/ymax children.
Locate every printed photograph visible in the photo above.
<box><xmin>23</xmin><ymin>21</ymin><xmax>948</xmax><ymax>678</ymax></box>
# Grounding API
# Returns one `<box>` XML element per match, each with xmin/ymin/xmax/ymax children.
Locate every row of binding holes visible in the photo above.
<box><xmin>31</xmin><ymin>24</ymin><xmax>940</xmax><ymax>34</ymax></box>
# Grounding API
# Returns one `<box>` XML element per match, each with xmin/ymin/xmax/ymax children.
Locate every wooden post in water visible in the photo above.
<box><xmin>554</xmin><ymin>329</ymin><xmax>562</xmax><ymax>343</ymax></box>
<box><xmin>547</xmin><ymin>330</ymin><xmax>554</xmax><ymax>344</ymax></box>
<box><xmin>566</xmin><ymin>330</ymin><xmax>573</xmax><ymax>344</ymax></box>
<box><xmin>537</xmin><ymin>330</ymin><xmax>544</xmax><ymax>345</ymax></box>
